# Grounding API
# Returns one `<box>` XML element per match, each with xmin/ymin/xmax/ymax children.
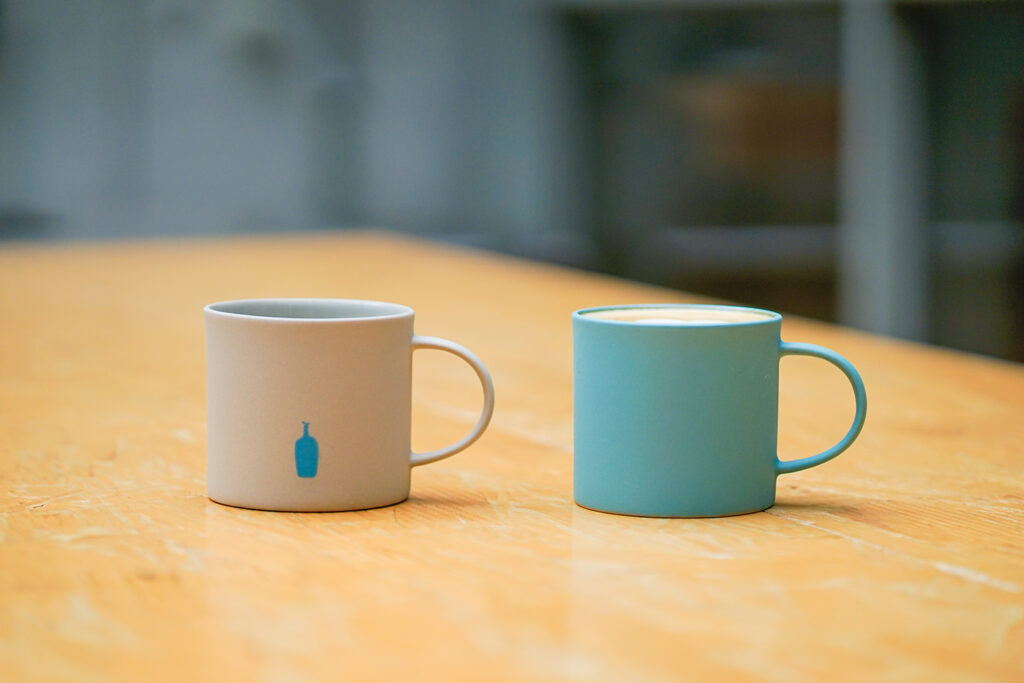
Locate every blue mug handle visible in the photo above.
<box><xmin>775</xmin><ymin>342</ymin><xmax>868</xmax><ymax>475</ymax></box>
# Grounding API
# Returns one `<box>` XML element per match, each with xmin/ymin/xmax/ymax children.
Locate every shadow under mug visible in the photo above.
<box><xmin>205</xmin><ymin>298</ymin><xmax>495</xmax><ymax>512</ymax></box>
<box><xmin>572</xmin><ymin>304</ymin><xmax>867</xmax><ymax>517</ymax></box>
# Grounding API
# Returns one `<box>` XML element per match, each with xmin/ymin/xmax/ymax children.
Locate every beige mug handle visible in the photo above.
<box><xmin>409</xmin><ymin>336</ymin><xmax>495</xmax><ymax>467</ymax></box>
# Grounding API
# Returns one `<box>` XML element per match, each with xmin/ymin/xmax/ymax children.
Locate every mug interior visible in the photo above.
<box><xmin>206</xmin><ymin>298</ymin><xmax>412</xmax><ymax>320</ymax></box>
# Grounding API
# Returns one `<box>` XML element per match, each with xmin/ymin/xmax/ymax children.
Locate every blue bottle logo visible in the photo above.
<box><xmin>295</xmin><ymin>421</ymin><xmax>319</xmax><ymax>478</ymax></box>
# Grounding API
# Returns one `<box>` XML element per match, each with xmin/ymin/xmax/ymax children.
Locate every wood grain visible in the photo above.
<box><xmin>1</xmin><ymin>231</ymin><xmax>1021</xmax><ymax>681</ymax></box>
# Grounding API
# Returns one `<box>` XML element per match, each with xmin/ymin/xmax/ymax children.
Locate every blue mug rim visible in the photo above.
<box><xmin>573</xmin><ymin>303</ymin><xmax>782</xmax><ymax>327</ymax></box>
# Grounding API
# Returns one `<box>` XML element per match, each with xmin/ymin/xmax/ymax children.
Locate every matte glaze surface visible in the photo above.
<box><xmin>206</xmin><ymin>300</ymin><xmax>416</xmax><ymax>511</ymax></box>
<box><xmin>206</xmin><ymin>299</ymin><xmax>494</xmax><ymax>511</ymax></box>
<box><xmin>573</xmin><ymin>305</ymin><xmax>866</xmax><ymax>517</ymax></box>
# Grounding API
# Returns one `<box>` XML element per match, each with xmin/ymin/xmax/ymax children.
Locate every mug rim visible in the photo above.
<box><xmin>573</xmin><ymin>303</ymin><xmax>782</xmax><ymax>327</ymax></box>
<box><xmin>205</xmin><ymin>298</ymin><xmax>414</xmax><ymax>322</ymax></box>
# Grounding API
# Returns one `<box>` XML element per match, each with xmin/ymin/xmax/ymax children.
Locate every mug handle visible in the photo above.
<box><xmin>409</xmin><ymin>335</ymin><xmax>496</xmax><ymax>467</ymax></box>
<box><xmin>775</xmin><ymin>342</ymin><xmax>868</xmax><ymax>475</ymax></box>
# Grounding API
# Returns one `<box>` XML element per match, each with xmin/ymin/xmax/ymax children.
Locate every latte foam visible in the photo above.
<box><xmin>583</xmin><ymin>307</ymin><xmax>773</xmax><ymax>325</ymax></box>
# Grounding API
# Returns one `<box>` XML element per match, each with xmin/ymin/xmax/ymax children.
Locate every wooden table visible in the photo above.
<box><xmin>1</xmin><ymin>231</ymin><xmax>1021</xmax><ymax>681</ymax></box>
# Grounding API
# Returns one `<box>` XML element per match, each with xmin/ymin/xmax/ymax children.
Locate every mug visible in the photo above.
<box><xmin>205</xmin><ymin>298</ymin><xmax>495</xmax><ymax>511</ymax></box>
<box><xmin>572</xmin><ymin>304</ymin><xmax>867</xmax><ymax>517</ymax></box>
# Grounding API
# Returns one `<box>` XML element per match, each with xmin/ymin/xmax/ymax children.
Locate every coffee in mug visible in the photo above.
<box><xmin>582</xmin><ymin>307</ymin><xmax>774</xmax><ymax>325</ymax></box>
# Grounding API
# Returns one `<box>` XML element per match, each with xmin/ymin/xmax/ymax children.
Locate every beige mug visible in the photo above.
<box><xmin>205</xmin><ymin>298</ymin><xmax>495</xmax><ymax>511</ymax></box>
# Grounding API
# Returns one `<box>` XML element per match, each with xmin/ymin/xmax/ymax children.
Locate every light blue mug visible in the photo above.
<box><xmin>572</xmin><ymin>304</ymin><xmax>867</xmax><ymax>517</ymax></box>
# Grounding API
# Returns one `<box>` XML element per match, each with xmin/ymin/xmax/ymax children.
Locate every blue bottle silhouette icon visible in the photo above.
<box><xmin>295</xmin><ymin>421</ymin><xmax>319</xmax><ymax>478</ymax></box>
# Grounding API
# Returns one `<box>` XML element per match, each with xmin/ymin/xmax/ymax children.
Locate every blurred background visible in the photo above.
<box><xmin>1</xmin><ymin>0</ymin><xmax>1022</xmax><ymax>360</ymax></box>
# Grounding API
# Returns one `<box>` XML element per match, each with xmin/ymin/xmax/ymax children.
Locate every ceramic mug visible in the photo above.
<box><xmin>205</xmin><ymin>298</ymin><xmax>495</xmax><ymax>511</ymax></box>
<box><xmin>572</xmin><ymin>304</ymin><xmax>867</xmax><ymax>517</ymax></box>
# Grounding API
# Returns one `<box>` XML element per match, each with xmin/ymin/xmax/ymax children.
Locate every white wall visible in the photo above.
<box><xmin>0</xmin><ymin>0</ymin><xmax>584</xmax><ymax>252</ymax></box>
